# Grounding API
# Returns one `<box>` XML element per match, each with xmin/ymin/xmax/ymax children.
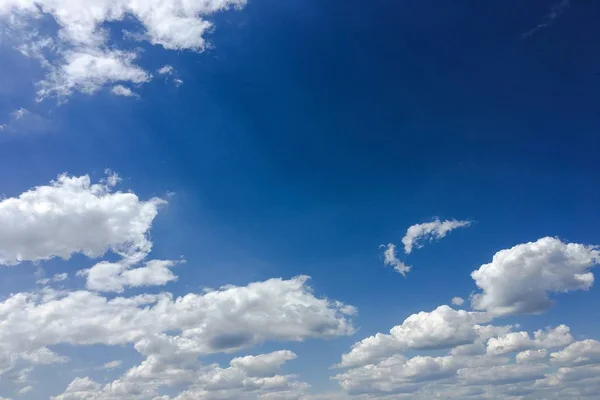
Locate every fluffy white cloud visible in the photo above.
<box><xmin>381</xmin><ymin>243</ymin><xmax>410</xmax><ymax>276</ymax></box>
<box><xmin>550</xmin><ymin>340</ymin><xmax>600</xmax><ymax>366</ymax></box>
<box><xmin>338</xmin><ymin>306</ymin><xmax>489</xmax><ymax>368</ymax></box>
<box><xmin>402</xmin><ymin>218</ymin><xmax>470</xmax><ymax>254</ymax></box>
<box><xmin>0</xmin><ymin>275</ymin><xmax>355</xmax><ymax>381</ymax></box>
<box><xmin>471</xmin><ymin>237</ymin><xmax>600</xmax><ymax>316</ymax></box>
<box><xmin>0</xmin><ymin>0</ymin><xmax>247</xmax><ymax>99</ymax></box>
<box><xmin>37</xmin><ymin>49</ymin><xmax>150</xmax><ymax>99</ymax></box>
<box><xmin>0</xmin><ymin>172</ymin><xmax>165</xmax><ymax>266</ymax></box>
<box><xmin>516</xmin><ymin>349</ymin><xmax>548</xmax><ymax>364</ymax></box>
<box><xmin>487</xmin><ymin>325</ymin><xmax>573</xmax><ymax>356</ymax></box>
<box><xmin>79</xmin><ymin>259</ymin><xmax>179</xmax><ymax>293</ymax></box>
<box><xmin>52</xmin><ymin>350</ymin><xmax>307</xmax><ymax>400</ymax></box>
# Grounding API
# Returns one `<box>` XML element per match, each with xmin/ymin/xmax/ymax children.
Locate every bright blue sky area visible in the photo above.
<box><xmin>1</xmin><ymin>0</ymin><xmax>600</xmax><ymax>398</ymax></box>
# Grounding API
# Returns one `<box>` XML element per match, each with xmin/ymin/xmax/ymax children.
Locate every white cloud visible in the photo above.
<box><xmin>37</xmin><ymin>272</ymin><xmax>68</xmax><ymax>285</ymax></box>
<box><xmin>0</xmin><ymin>172</ymin><xmax>165</xmax><ymax>266</ymax></box>
<box><xmin>158</xmin><ymin>65</ymin><xmax>174</xmax><ymax>75</ymax></box>
<box><xmin>0</xmin><ymin>0</ymin><xmax>247</xmax><ymax>99</ymax></box>
<box><xmin>0</xmin><ymin>275</ymin><xmax>355</xmax><ymax>382</ymax></box>
<box><xmin>550</xmin><ymin>340</ymin><xmax>600</xmax><ymax>366</ymax></box>
<box><xmin>79</xmin><ymin>259</ymin><xmax>179</xmax><ymax>293</ymax></box>
<box><xmin>37</xmin><ymin>49</ymin><xmax>150</xmax><ymax>99</ymax></box>
<box><xmin>111</xmin><ymin>85</ymin><xmax>138</xmax><ymax>98</ymax></box>
<box><xmin>17</xmin><ymin>386</ymin><xmax>32</xmax><ymax>395</ymax></box>
<box><xmin>381</xmin><ymin>243</ymin><xmax>410</xmax><ymax>276</ymax></box>
<box><xmin>174</xmin><ymin>78</ymin><xmax>184</xmax><ymax>87</ymax></box>
<box><xmin>487</xmin><ymin>325</ymin><xmax>573</xmax><ymax>356</ymax></box>
<box><xmin>451</xmin><ymin>297</ymin><xmax>464</xmax><ymax>306</ymax></box>
<box><xmin>471</xmin><ymin>237</ymin><xmax>600</xmax><ymax>316</ymax></box>
<box><xmin>516</xmin><ymin>349</ymin><xmax>548</xmax><ymax>364</ymax></box>
<box><xmin>10</xmin><ymin>108</ymin><xmax>29</xmax><ymax>120</ymax></box>
<box><xmin>102</xmin><ymin>360</ymin><xmax>122</xmax><ymax>370</ymax></box>
<box><xmin>53</xmin><ymin>350</ymin><xmax>307</xmax><ymax>400</ymax></box>
<box><xmin>338</xmin><ymin>305</ymin><xmax>490</xmax><ymax>368</ymax></box>
<box><xmin>402</xmin><ymin>218</ymin><xmax>471</xmax><ymax>254</ymax></box>
<box><xmin>457</xmin><ymin>363</ymin><xmax>547</xmax><ymax>385</ymax></box>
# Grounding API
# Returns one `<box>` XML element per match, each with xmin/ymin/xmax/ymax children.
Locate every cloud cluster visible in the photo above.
<box><xmin>1</xmin><ymin>171</ymin><xmax>599</xmax><ymax>399</ymax></box>
<box><xmin>0</xmin><ymin>0</ymin><xmax>246</xmax><ymax>99</ymax></box>
<box><xmin>334</xmin><ymin>236</ymin><xmax>600</xmax><ymax>399</ymax></box>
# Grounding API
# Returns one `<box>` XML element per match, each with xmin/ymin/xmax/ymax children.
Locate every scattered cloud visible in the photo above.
<box><xmin>111</xmin><ymin>85</ymin><xmax>139</xmax><ymax>98</ymax></box>
<box><xmin>451</xmin><ymin>297</ymin><xmax>465</xmax><ymax>306</ymax></box>
<box><xmin>10</xmin><ymin>108</ymin><xmax>29</xmax><ymax>120</ymax></box>
<box><xmin>381</xmin><ymin>243</ymin><xmax>410</xmax><ymax>276</ymax></box>
<box><xmin>471</xmin><ymin>237</ymin><xmax>600</xmax><ymax>316</ymax></box>
<box><xmin>37</xmin><ymin>272</ymin><xmax>68</xmax><ymax>285</ymax></box>
<box><xmin>523</xmin><ymin>0</ymin><xmax>570</xmax><ymax>38</ymax></box>
<box><xmin>157</xmin><ymin>65</ymin><xmax>174</xmax><ymax>75</ymax></box>
<box><xmin>0</xmin><ymin>0</ymin><xmax>247</xmax><ymax>100</ymax></box>
<box><xmin>102</xmin><ymin>360</ymin><xmax>122</xmax><ymax>370</ymax></box>
<box><xmin>174</xmin><ymin>78</ymin><xmax>184</xmax><ymax>87</ymax></box>
<box><xmin>402</xmin><ymin>218</ymin><xmax>471</xmax><ymax>254</ymax></box>
<box><xmin>16</xmin><ymin>386</ymin><xmax>32</xmax><ymax>395</ymax></box>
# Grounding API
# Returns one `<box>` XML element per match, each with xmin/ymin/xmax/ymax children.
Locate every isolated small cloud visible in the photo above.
<box><xmin>102</xmin><ymin>360</ymin><xmax>122</xmax><ymax>370</ymax></box>
<box><xmin>111</xmin><ymin>85</ymin><xmax>138</xmax><ymax>98</ymax></box>
<box><xmin>452</xmin><ymin>297</ymin><xmax>465</xmax><ymax>306</ymax></box>
<box><xmin>174</xmin><ymin>78</ymin><xmax>184</xmax><ymax>87</ymax></box>
<box><xmin>37</xmin><ymin>273</ymin><xmax>68</xmax><ymax>285</ymax></box>
<box><xmin>157</xmin><ymin>65</ymin><xmax>174</xmax><ymax>75</ymax></box>
<box><xmin>523</xmin><ymin>0</ymin><xmax>570</xmax><ymax>38</ymax></box>
<box><xmin>402</xmin><ymin>218</ymin><xmax>471</xmax><ymax>254</ymax></box>
<box><xmin>11</xmin><ymin>108</ymin><xmax>30</xmax><ymax>120</ymax></box>
<box><xmin>381</xmin><ymin>243</ymin><xmax>411</xmax><ymax>276</ymax></box>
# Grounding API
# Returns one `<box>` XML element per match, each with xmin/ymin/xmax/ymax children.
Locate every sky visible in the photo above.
<box><xmin>0</xmin><ymin>0</ymin><xmax>600</xmax><ymax>399</ymax></box>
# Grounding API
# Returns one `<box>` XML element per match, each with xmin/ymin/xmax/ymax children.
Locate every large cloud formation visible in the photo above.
<box><xmin>334</xmin><ymin>237</ymin><xmax>600</xmax><ymax>399</ymax></box>
<box><xmin>1</xmin><ymin>172</ymin><xmax>600</xmax><ymax>399</ymax></box>
<box><xmin>0</xmin><ymin>0</ymin><xmax>247</xmax><ymax>99</ymax></box>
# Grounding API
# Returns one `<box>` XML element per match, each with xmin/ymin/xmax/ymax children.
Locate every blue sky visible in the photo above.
<box><xmin>1</xmin><ymin>0</ymin><xmax>600</xmax><ymax>399</ymax></box>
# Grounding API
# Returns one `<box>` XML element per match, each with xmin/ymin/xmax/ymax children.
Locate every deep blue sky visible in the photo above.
<box><xmin>1</xmin><ymin>0</ymin><xmax>600</xmax><ymax>397</ymax></box>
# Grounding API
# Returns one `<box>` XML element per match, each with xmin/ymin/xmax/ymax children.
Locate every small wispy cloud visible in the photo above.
<box><xmin>111</xmin><ymin>85</ymin><xmax>139</xmax><ymax>98</ymax></box>
<box><xmin>402</xmin><ymin>218</ymin><xmax>471</xmax><ymax>254</ymax></box>
<box><xmin>11</xmin><ymin>107</ymin><xmax>30</xmax><ymax>120</ymax></box>
<box><xmin>380</xmin><ymin>243</ymin><xmax>411</xmax><ymax>277</ymax></box>
<box><xmin>523</xmin><ymin>0</ymin><xmax>570</xmax><ymax>38</ymax></box>
<box><xmin>157</xmin><ymin>65</ymin><xmax>174</xmax><ymax>75</ymax></box>
<box><xmin>1</xmin><ymin>107</ymin><xmax>52</xmax><ymax>135</ymax></box>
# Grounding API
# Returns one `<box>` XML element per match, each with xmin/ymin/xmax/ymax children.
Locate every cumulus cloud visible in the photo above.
<box><xmin>381</xmin><ymin>243</ymin><xmax>410</xmax><ymax>276</ymax></box>
<box><xmin>471</xmin><ymin>237</ymin><xmax>600</xmax><ymax>316</ymax></box>
<box><xmin>0</xmin><ymin>0</ymin><xmax>247</xmax><ymax>99</ymax></box>
<box><xmin>487</xmin><ymin>325</ymin><xmax>573</xmax><ymax>356</ymax></box>
<box><xmin>338</xmin><ymin>305</ymin><xmax>490</xmax><ymax>368</ymax></box>
<box><xmin>402</xmin><ymin>218</ymin><xmax>471</xmax><ymax>254</ymax></box>
<box><xmin>516</xmin><ymin>349</ymin><xmax>548</xmax><ymax>364</ymax></box>
<box><xmin>550</xmin><ymin>340</ymin><xmax>600</xmax><ymax>366</ymax></box>
<box><xmin>79</xmin><ymin>259</ymin><xmax>179</xmax><ymax>293</ymax></box>
<box><xmin>0</xmin><ymin>172</ymin><xmax>165</xmax><ymax>266</ymax></box>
